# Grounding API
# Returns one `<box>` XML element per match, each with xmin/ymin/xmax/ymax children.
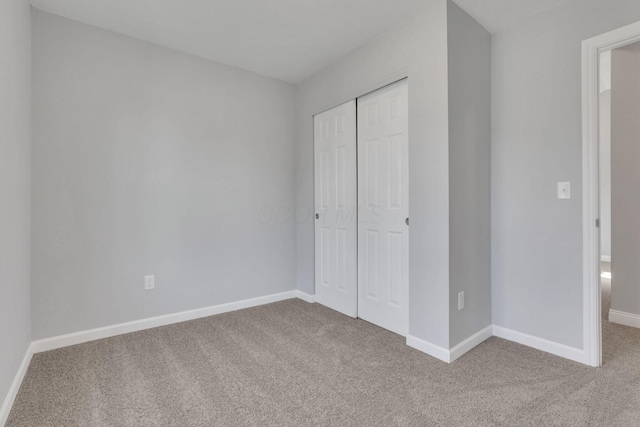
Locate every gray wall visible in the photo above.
<box><xmin>599</xmin><ymin>89</ymin><xmax>611</xmax><ymax>261</ymax></box>
<box><xmin>295</xmin><ymin>0</ymin><xmax>452</xmax><ymax>347</ymax></box>
<box><xmin>32</xmin><ymin>10</ymin><xmax>297</xmax><ymax>340</ymax></box>
<box><xmin>0</xmin><ymin>0</ymin><xmax>31</xmax><ymax>410</ymax></box>
<box><xmin>447</xmin><ymin>2</ymin><xmax>492</xmax><ymax>347</ymax></box>
<box><xmin>611</xmin><ymin>42</ymin><xmax>640</xmax><ymax>317</ymax></box>
<box><xmin>492</xmin><ymin>0</ymin><xmax>640</xmax><ymax>349</ymax></box>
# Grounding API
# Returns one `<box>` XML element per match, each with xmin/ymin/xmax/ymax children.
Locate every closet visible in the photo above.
<box><xmin>314</xmin><ymin>79</ymin><xmax>409</xmax><ymax>336</ymax></box>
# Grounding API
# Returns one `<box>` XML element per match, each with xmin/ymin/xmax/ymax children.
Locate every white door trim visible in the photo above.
<box><xmin>582</xmin><ymin>19</ymin><xmax>640</xmax><ymax>367</ymax></box>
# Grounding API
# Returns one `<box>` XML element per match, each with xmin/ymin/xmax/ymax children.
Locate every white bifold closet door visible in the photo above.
<box><xmin>314</xmin><ymin>100</ymin><xmax>358</xmax><ymax>318</ymax></box>
<box><xmin>357</xmin><ymin>80</ymin><xmax>409</xmax><ymax>336</ymax></box>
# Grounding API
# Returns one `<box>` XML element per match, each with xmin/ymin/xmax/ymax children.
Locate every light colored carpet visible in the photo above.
<box><xmin>7</xmin><ymin>295</ymin><xmax>640</xmax><ymax>426</ymax></box>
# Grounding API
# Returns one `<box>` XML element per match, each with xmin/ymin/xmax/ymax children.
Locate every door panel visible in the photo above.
<box><xmin>314</xmin><ymin>101</ymin><xmax>357</xmax><ymax>317</ymax></box>
<box><xmin>357</xmin><ymin>80</ymin><xmax>409</xmax><ymax>336</ymax></box>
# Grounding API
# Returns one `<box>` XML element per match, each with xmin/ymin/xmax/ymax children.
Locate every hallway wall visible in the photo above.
<box><xmin>610</xmin><ymin>41</ymin><xmax>640</xmax><ymax>319</ymax></box>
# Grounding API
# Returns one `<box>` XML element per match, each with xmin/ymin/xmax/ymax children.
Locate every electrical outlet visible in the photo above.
<box><xmin>144</xmin><ymin>275</ymin><xmax>155</xmax><ymax>290</ymax></box>
<box><xmin>458</xmin><ymin>291</ymin><xmax>465</xmax><ymax>311</ymax></box>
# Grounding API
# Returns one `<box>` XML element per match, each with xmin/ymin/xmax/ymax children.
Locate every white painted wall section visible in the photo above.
<box><xmin>492</xmin><ymin>0</ymin><xmax>640</xmax><ymax>351</ymax></box>
<box><xmin>0</xmin><ymin>0</ymin><xmax>32</xmax><ymax>423</ymax></box>
<box><xmin>31</xmin><ymin>10</ymin><xmax>297</xmax><ymax>340</ymax></box>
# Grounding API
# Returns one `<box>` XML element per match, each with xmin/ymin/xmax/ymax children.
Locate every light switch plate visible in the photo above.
<box><xmin>558</xmin><ymin>182</ymin><xmax>571</xmax><ymax>200</ymax></box>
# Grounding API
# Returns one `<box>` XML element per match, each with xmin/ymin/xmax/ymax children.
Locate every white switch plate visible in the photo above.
<box><xmin>458</xmin><ymin>291</ymin><xmax>465</xmax><ymax>311</ymax></box>
<box><xmin>144</xmin><ymin>275</ymin><xmax>155</xmax><ymax>290</ymax></box>
<box><xmin>557</xmin><ymin>182</ymin><xmax>571</xmax><ymax>200</ymax></box>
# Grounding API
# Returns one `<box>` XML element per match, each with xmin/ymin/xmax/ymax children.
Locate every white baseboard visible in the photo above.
<box><xmin>449</xmin><ymin>325</ymin><xmax>494</xmax><ymax>363</ymax></box>
<box><xmin>295</xmin><ymin>290</ymin><xmax>316</xmax><ymax>303</ymax></box>
<box><xmin>601</xmin><ymin>255</ymin><xmax>611</xmax><ymax>262</ymax></box>
<box><xmin>0</xmin><ymin>343</ymin><xmax>33</xmax><ymax>427</ymax></box>
<box><xmin>31</xmin><ymin>290</ymin><xmax>299</xmax><ymax>354</ymax></box>
<box><xmin>609</xmin><ymin>309</ymin><xmax>640</xmax><ymax>329</ymax></box>
<box><xmin>407</xmin><ymin>325</ymin><xmax>493</xmax><ymax>364</ymax></box>
<box><xmin>406</xmin><ymin>335</ymin><xmax>450</xmax><ymax>363</ymax></box>
<box><xmin>492</xmin><ymin>325</ymin><xmax>585</xmax><ymax>364</ymax></box>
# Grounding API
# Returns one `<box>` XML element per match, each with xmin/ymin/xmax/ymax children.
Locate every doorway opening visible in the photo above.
<box><xmin>599</xmin><ymin>48</ymin><xmax>612</xmax><ymax>340</ymax></box>
<box><xmin>582</xmin><ymin>20</ymin><xmax>640</xmax><ymax>367</ymax></box>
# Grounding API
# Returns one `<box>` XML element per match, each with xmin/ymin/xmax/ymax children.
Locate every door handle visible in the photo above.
<box><xmin>316</xmin><ymin>213</ymin><xmax>319</xmax><ymax>219</ymax></box>
<box><xmin>405</xmin><ymin>217</ymin><xmax>409</xmax><ymax>226</ymax></box>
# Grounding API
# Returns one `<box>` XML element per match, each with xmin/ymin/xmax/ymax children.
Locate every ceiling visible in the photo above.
<box><xmin>29</xmin><ymin>0</ymin><xmax>576</xmax><ymax>84</ymax></box>
<box><xmin>453</xmin><ymin>0</ymin><xmax>575</xmax><ymax>34</ymax></box>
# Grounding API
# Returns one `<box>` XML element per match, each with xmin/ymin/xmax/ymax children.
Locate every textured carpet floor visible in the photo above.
<box><xmin>7</xmin><ymin>294</ymin><xmax>640</xmax><ymax>426</ymax></box>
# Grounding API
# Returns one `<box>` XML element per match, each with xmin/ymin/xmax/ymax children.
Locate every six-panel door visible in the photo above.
<box><xmin>357</xmin><ymin>80</ymin><xmax>409</xmax><ymax>336</ymax></box>
<box><xmin>313</xmin><ymin>100</ymin><xmax>358</xmax><ymax>317</ymax></box>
